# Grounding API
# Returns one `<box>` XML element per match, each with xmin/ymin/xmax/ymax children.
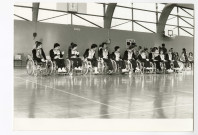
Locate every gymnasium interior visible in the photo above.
<box><xmin>14</xmin><ymin>3</ymin><xmax>194</xmax><ymax>119</ymax></box>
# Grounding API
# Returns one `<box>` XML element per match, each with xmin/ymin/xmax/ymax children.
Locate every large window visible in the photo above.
<box><xmin>163</xmin><ymin>6</ymin><xmax>194</xmax><ymax>37</ymax></box>
<box><xmin>14</xmin><ymin>3</ymin><xmax>194</xmax><ymax>37</ymax></box>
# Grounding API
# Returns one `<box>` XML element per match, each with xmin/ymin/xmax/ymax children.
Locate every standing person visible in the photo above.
<box><xmin>161</xmin><ymin>43</ymin><xmax>167</xmax><ymax>54</ymax></box>
<box><xmin>123</xmin><ymin>45</ymin><xmax>139</xmax><ymax>72</ymax></box>
<box><xmin>49</xmin><ymin>43</ymin><xmax>66</xmax><ymax>72</ymax></box>
<box><xmin>149</xmin><ymin>47</ymin><xmax>154</xmax><ymax>62</ymax></box>
<box><xmin>83</xmin><ymin>44</ymin><xmax>99</xmax><ymax>74</ymax></box>
<box><xmin>98</xmin><ymin>43</ymin><xmax>113</xmax><ymax>74</ymax></box>
<box><xmin>68</xmin><ymin>42</ymin><xmax>74</xmax><ymax>58</ymax></box>
<box><xmin>68</xmin><ymin>43</ymin><xmax>82</xmax><ymax>70</ymax></box>
<box><xmin>32</xmin><ymin>41</ymin><xmax>47</xmax><ymax>63</ymax></box>
<box><xmin>111</xmin><ymin>46</ymin><xmax>128</xmax><ymax>72</ymax></box>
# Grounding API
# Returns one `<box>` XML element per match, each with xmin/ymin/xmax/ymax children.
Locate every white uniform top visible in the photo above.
<box><xmin>141</xmin><ymin>52</ymin><xmax>146</xmax><ymax>59</ymax></box>
<box><xmin>54</xmin><ymin>50</ymin><xmax>60</xmax><ymax>55</ymax></box>
<box><xmin>168</xmin><ymin>54</ymin><xmax>172</xmax><ymax>60</ymax></box>
<box><xmin>115</xmin><ymin>52</ymin><xmax>120</xmax><ymax>61</ymax></box>
<box><xmin>71</xmin><ymin>50</ymin><xmax>79</xmax><ymax>55</ymax></box>
<box><xmin>88</xmin><ymin>49</ymin><xmax>95</xmax><ymax>59</ymax></box>
<box><xmin>160</xmin><ymin>54</ymin><xmax>165</xmax><ymax>60</ymax></box>
<box><xmin>188</xmin><ymin>56</ymin><xmax>193</xmax><ymax>61</ymax></box>
<box><xmin>103</xmin><ymin>49</ymin><xmax>108</xmax><ymax>59</ymax></box>
<box><xmin>36</xmin><ymin>49</ymin><xmax>43</xmax><ymax>59</ymax></box>
<box><xmin>128</xmin><ymin>51</ymin><xmax>133</xmax><ymax>60</ymax></box>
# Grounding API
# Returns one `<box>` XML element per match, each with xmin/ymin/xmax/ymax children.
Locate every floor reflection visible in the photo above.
<box><xmin>15</xmin><ymin>69</ymin><xmax>193</xmax><ymax>119</ymax></box>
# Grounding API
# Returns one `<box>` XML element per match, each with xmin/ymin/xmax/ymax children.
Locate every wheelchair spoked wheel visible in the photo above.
<box><xmin>103</xmin><ymin>62</ymin><xmax>109</xmax><ymax>74</ymax></box>
<box><xmin>81</xmin><ymin>61</ymin><xmax>89</xmax><ymax>75</ymax></box>
<box><xmin>97</xmin><ymin>60</ymin><xmax>103</xmax><ymax>74</ymax></box>
<box><xmin>111</xmin><ymin>60</ymin><xmax>118</xmax><ymax>74</ymax></box>
<box><xmin>149</xmin><ymin>62</ymin><xmax>154</xmax><ymax>74</ymax></box>
<box><xmin>46</xmin><ymin>60</ymin><xmax>53</xmax><ymax>75</ymax></box>
<box><xmin>152</xmin><ymin>62</ymin><xmax>157</xmax><ymax>73</ymax></box>
<box><xmin>33</xmin><ymin>65</ymin><xmax>40</xmax><ymax>77</ymax></box>
<box><xmin>52</xmin><ymin>62</ymin><xmax>57</xmax><ymax>75</ymax></box>
<box><xmin>125</xmin><ymin>61</ymin><xmax>133</xmax><ymax>74</ymax></box>
<box><xmin>26</xmin><ymin>60</ymin><xmax>34</xmax><ymax>75</ymax></box>
<box><xmin>65</xmin><ymin>59</ymin><xmax>72</xmax><ymax>75</ymax></box>
<box><xmin>136</xmin><ymin>61</ymin><xmax>142</xmax><ymax>74</ymax></box>
<box><xmin>160</xmin><ymin>62</ymin><xmax>166</xmax><ymax>73</ymax></box>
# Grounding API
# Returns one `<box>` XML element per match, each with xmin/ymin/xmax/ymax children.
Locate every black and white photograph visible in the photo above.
<box><xmin>10</xmin><ymin>1</ymin><xmax>196</xmax><ymax>132</ymax></box>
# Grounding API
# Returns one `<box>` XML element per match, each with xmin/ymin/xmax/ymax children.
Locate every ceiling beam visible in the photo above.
<box><xmin>32</xmin><ymin>3</ymin><xmax>40</xmax><ymax>22</ymax></box>
<box><xmin>157</xmin><ymin>3</ymin><xmax>177</xmax><ymax>35</ymax></box>
<box><xmin>104</xmin><ymin>3</ymin><xmax>117</xmax><ymax>29</ymax></box>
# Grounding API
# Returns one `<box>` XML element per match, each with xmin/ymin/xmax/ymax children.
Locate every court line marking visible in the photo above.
<box><xmin>77</xmin><ymin>103</ymin><xmax>193</xmax><ymax>118</ymax></box>
<box><xmin>14</xmin><ymin>76</ymin><xmax>128</xmax><ymax>112</ymax></box>
<box><xmin>14</xmin><ymin>73</ymin><xmax>193</xmax><ymax>118</ymax></box>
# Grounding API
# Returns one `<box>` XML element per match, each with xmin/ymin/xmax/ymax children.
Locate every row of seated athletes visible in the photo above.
<box><xmin>32</xmin><ymin>41</ymin><xmax>193</xmax><ymax>75</ymax></box>
<box><xmin>32</xmin><ymin>42</ymin><xmax>140</xmax><ymax>74</ymax></box>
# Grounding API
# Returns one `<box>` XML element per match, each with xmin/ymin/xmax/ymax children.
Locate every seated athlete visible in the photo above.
<box><xmin>187</xmin><ymin>52</ymin><xmax>193</xmax><ymax>69</ymax></box>
<box><xmin>68</xmin><ymin>43</ymin><xmax>82</xmax><ymax>70</ymax></box>
<box><xmin>123</xmin><ymin>45</ymin><xmax>140</xmax><ymax>72</ymax></box>
<box><xmin>165</xmin><ymin>49</ymin><xmax>174</xmax><ymax>72</ymax></box>
<box><xmin>173</xmin><ymin>52</ymin><xmax>180</xmax><ymax>69</ymax></box>
<box><xmin>152</xmin><ymin>48</ymin><xmax>162</xmax><ymax>72</ymax></box>
<box><xmin>83</xmin><ymin>44</ymin><xmax>99</xmax><ymax>74</ymax></box>
<box><xmin>111</xmin><ymin>46</ymin><xmax>128</xmax><ymax>73</ymax></box>
<box><xmin>180</xmin><ymin>48</ymin><xmax>188</xmax><ymax>68</ymax></box>
<box><xmin>49</xmin><ymin>43</ymin><xmax>66</xmax><ymax>73</ymax></box>
<box><xmin>180</xmin><ymin>52</ymin><xmax>187</xmax><ymax>65</ymax></box>
<box><xmin>32</xmin><ymin>41</ymin><xmax>47</xmax><ymax>64</ymax></box>
<box><xmin>98</xmin><ymin>43</ymin><xmax>113</xmax><ymax>74</ymax></box>
<box><xmin>138</xmin><ymin>49</ymin><xmax>151</xmax><ymax>69</ymax></box>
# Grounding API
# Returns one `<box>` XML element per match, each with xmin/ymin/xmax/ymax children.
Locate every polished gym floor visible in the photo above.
<box><xmin>14</xmin><ymin>68</ymin><xmax>193</xmax><ymax>119</ymax></box>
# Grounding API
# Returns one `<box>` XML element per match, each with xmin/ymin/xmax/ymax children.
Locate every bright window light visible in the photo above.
<box><xmin>133</xmin><ymin>9</ymin><xmax>156</xmax><ymax>23</ymax></box>
<box><xmin>73</xmin><ymin>15</ymin><xmax>98</xmax><ymax>28</ymax></box>
<box><xmin>117</xmin><ymin>3</ymin><xmax>132</xmax><ymax>7</ymax></box>
<box><xmin>113</xmin><ymin>7</ymin><xmax>132</xmax><ymax>19</ymax></box>
<box><xmin>134</xmin><ymin>23</ymin><xmax>153</xmax><ymax>33</ymax></box>
<box><xmin>76</xmin><ymin>14</ymin><xmax>104</xmax><ymax>27</ymax></box>
<box><xmin>38</xmin><ymin>9</ymin><xmax>66</xmax><ymax>21</ymax></box>
<box><xmin>14</xmin><ymin>2</ymin><xmax>32</xmax><ymax>7</ymax></box>
<box><xmin>133</xmin><ymin>3</ymin><xmax>156</xmax><ymax>11</ymax></box>
<box><xmin>40</xmin><ymin>14</ymin><xmax>71</xmax><ymax>25</ymax></box>
<box><xmin>14</xmin><ymin>7</ymin><xmax>32</xmax><ymax>21</ymax></box>
<box><xmin>86</xmin><ymin>3</ymin><xmax>104</xmax><ymax>16</ymax></box>
<box><xmin>179</xmin><ymin>28</ymin><xmax>193</xmax><ymax>37</ymax></box>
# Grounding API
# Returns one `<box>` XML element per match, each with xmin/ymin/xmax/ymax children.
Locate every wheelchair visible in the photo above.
<box><xmin>26</xmin><ymin>55</ymin><xmax>53</xmax><ymax>76</ymax></box>
<box><xmin>152</xmin><ymin>59</ymin><xmax>166</xmax><ymax>74</ymax></box>
<box><xmin>138</xmin><ymin>60</ymin><xmax>155</xmax><ymax>74</ymax></box>
<box><xmin>79</xmin><ymin>58</ymin><xmax>109</xmax><ymax>75</ymax></box>
<box><xmin>97</xmin><ymin>58</ymin><xmax>127</xmax><ymax>74</ymax></box>
<box><xmin>51</xmin><ymin>59</ymin><xmax>69</xmax><ymax>75</ymax></box>
<box><xmin>111</xmin><ymin>59</ymin><xmax>132</xmax><ymax>74</ymax></box>
<box><xmin>65</xmin><ymin>57</ymin><xmax>88</xmax><ymax>76</ymax></box>
<box><xmin>123</xmin><ymin>60</ymin><xmax>133</xmax><ymax>74</ymax></box>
